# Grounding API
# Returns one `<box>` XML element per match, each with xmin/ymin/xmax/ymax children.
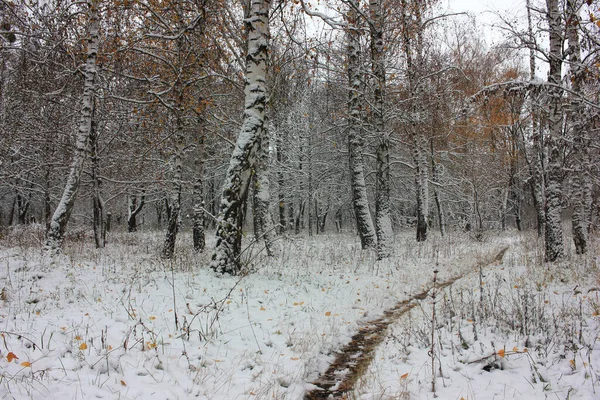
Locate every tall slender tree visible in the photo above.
<box><xmin>212</xmin><ymin>0</ymin><xmax>272</xmax><ymax>274</ymax></box>
<box><xmin>45</xmin><ymin>0</ymin><xmax>100</xmax><ymax>251</ymax></box>
<box><xmin>544</xmin><ymin>0</ymin><xmax>565</xmax><ymax>262</ymax></box>
<box><xmin>566</xmin><ymin>0</ymin><xmax>592</xmax><ymax>254</ymax></box>
<box><xmin>347</xmin><ymin>0</ymin><xmax>377</xmax><ymax>249</ymax></box>
<box><xmin>370</xmin><ymin>0</ymin><xmax>393</xmax><ymax>258</ymax></box>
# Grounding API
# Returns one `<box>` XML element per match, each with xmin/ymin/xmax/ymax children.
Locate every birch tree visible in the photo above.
<box><xmin>544</xmin><ymin>0</ymin><xmax>565</xmax><ymax>262</ymax></box>
<box><xmin>45</xmin><ymin>0</ymin><xmax>100</xmax><ymax>251</ymax></box>
<box><xmin>211</xmin><ymin>0</ymin><xmax>272</xmax><ymax>274</ymax></box>
<box><xmin>400</xmin><ymin>0</ymin><xmax>429</xmax><ymax>242</ymax></box>
<box><xmin>346</xmin><ymin>0</ymin><xmax>377</xmax><ymax>249</ymax></box>
<box><xmin>526</xmin><ymin>0</ymin><xmax>546</xmax><ymax>238</ymax></box>
<box><xmin>252</xmin><ymin>124</ymin><xmax>278</xmax><ymax>256</ymax></box>
<box><xmin>566</xmin><ymin>0</ymin><xmax>591</xmax><ymax>254</ymax></box>
<box><xmin>370</xmin><ymin>0</ymin><xmax>393</xmax><ymax>258</ymax></box>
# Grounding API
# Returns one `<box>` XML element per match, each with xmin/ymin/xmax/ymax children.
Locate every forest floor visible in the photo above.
<box><xmin>0</xmin><ymin>226</ymin><xmax>598</xmax><ymax>399</ymax></box>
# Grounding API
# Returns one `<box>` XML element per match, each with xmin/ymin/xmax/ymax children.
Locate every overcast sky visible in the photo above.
<box><xmin>445</xmin><ymin>0</ymin><xmax>549</xmax><ymax>78</ymax></box>
<box><xmin>442</xmin><ymin>0</ymin><xmax>528</xmax><ymax>46</ymax></box>
<box><xmin>447</xmin><ymin>0</ymin><xmax>525</xmax><ymax>17</ymax></box>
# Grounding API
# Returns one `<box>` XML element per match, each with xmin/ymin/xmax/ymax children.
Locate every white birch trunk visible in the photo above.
<box><xmin>544</xmin><ymin>0</ymin><xmax>565</xmax><ymax>262</ymax></box>
<box><xmin>567</xmin><ymin>0</ymin><xmax>590</xmax><ymax>254</ymax></box>
<box><xmin>212</xmin><ymin>0</ymin><xmax>271</xmax><ymax>274</ymax></box>
<box><xmin>401</xmin><ymin>0</ymin><xmax>429</xmax><ymax>242</ymax></box>
<box><xmin>252</xmin><ymin>124</ymin><xmax>278</xmax><ymax>257</ymax></box>
<box><xmin>347</xmin><ymin>0</ymin><xmax>377</xmax><ymax>250</ymax></box>
<box><xmin>162</xmin><ymin>118</ymin><xmax>184</xmax><ymax>259</ymax></box>
<box><xmin>413</xmin><ymin>131</ymin><xmax>429</xmax><ymax>241</ymax></box>
<box><xmin>45</xmin><ymin>0</ymin><xmax>99</xmax><ymax>251</ymax></box>
<box><xmin>371</xmin><ymin>0</ymin><xmax>393</xmax><ymax>259</ymax></box>
<box><xmin>526</xmin><ymin>0</ymin><xmax>546</xmax><ymax>237</ymax></box>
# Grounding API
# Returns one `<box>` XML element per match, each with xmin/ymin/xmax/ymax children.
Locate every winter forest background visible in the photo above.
<box><xmin>0</xmin><ymin>0</ymin><xmax>598</xmax><ymax>267</ymax></box>
<box><xmin>1</xmin><ymin>0</ymin><xmax>600</xmax><ymax>399</ymax></box>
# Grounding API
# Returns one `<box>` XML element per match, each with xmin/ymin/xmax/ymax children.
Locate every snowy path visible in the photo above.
<box><xmin>305</xmin><ymin>248</ymin><xmax>509</xmax><ymax>399</ymax></box>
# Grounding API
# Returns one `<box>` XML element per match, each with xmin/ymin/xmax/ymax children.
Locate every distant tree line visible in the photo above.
<box><xmin>0</xmin><ymin>0</ymin><xmax>598</xmax><ymax>272</ymax></box>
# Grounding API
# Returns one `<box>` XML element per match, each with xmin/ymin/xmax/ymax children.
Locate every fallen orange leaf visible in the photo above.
<box><xmin>20</xmin><ymin>361</ymin><xmax>31</xmax><ymax>367</ymax></box>
<box><xmin>7</xmin><ymin>352</ymin><xmax>18</xmax><ymax>362</ymax></box>
<box><xmin>79</xmin><ymin>343</ymin><xmax>88</xmax><ymax>350</ymax></box>
<box><xmin>400</xmin><ymin>373</ymin><xmax>409</xmax><ymax>379</ymax></box>
<box><xmin>120</xmin><ymin>380</ymin><xmax>127</xmax><ymax>386</ymax></box>
<box><xmin>325</xmin><ymin>311</ymin><xmax>331</xmax><ymax>317</ymax></box>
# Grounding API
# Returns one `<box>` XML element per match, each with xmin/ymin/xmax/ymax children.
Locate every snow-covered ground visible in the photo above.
<box><xmin>0</xmin><ymin>226</ymin><xmax>598</xmax><ymax>399</ymax></box>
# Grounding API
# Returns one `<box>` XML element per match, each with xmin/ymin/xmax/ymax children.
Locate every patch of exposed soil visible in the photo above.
<box><xmin>304</xmin><ymin>247</ymin><xmax>509</xmax><ymax>399</ymax></box>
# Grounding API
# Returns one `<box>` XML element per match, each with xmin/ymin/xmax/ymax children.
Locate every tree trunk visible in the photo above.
<box><xmin>208</xmin><ymin>179</ymin><xmax>216</xmax><ymax>228</ymax></box>
<box><xmin>544</xmin><ymin>0</ymin><xmax>564</xmax><ymax>262</ymax></box>
<box><xmin>8</xmin><ymin>197</ymin><xmax>15</xmax><ymax>226</ymax></box>
<box><xmin>347</xmin><ymin>0</ymin><xmax>377</xmax><ymax>250</ymax></box>
<box><xmin>16</xmin><ymin>190</ymin><xmax>30</xmax><ymax>225</ymax></box>
<box><xmin>288</xmin><ymin>202</ymin><xmax>294</xmax><ymax>232</ymax></box>
<box><xmin>193</xmin><ymin>161</ymin><xmax>205</xmax><ymax>253</ymax></box>
<box><xmin>44</xmin><ymin>169</ymin><xmax>51</xmax><ymax>231</ymax></box>
<box><xmin>45</xmin><ymin>0</ymin><xmax>99</xmax><ymax>251</ymax></box>
<box><xmin>567</xmin><ymin>0</ymin><xmax>589</xmax><ymax>255</ymax></box>
<box><xmin>308</xmin><ymin>138</ymin><xmax>313</xmax><ymax>237</ymax></box>
<box><xmin>401</xmin><ymin>0</ymin><xmax>428</xmax><ymax>242</ymax></box>
<box><xmin>211</xmin><ymin>0</ymin><xmax>271</xmax><ymax>274</ymax></box>
<box><xmin>524</xmin><ymin>0</ymin><xmax>545</xmax><ymax>237</ymax></box>
<box><xmin>413</xmin><ymin>131</ymin><xmax>429</xmax><ymax>241</ymax></box>
<box><xmin>335</xmin><ymin>208</ymin><xmax>342</xmax><ymax>233</ymax></box>
<box><xmin>155</xmin><ymin>202</ymin><xmax>163</xmax><ymax>229</ymax></box>
<box><xmin>431</xmin><ymin>141</ymin><xmax>445</xmax><ymax>236</ymax></box>
<box><xmin>162</xmin><ymin>118</ymin><xmax>184</xmax><ymax>259</ymax></box>
<box><xmin>371</xmin><ymin>0</ymin><xmax>393</xmax><ymax>259</ymax></box>
<box><xmin>128</xmin><ymin>194</ymin><xmax>145</xmax><ymax>232</ymax></box>
<box><xmin>252</xmin><ymin>125</ymin><xmax>278</xmax><ymax>257</ymax></box>
<box><xmin>473</xmin><ymin>185</ymin><xmax>484</xmax><ymax>241</ymax></box>
<box><xmin>501</xmin><ymin>188</ymin><xmax>509</xmax><ymax>231</ymax></box>
<box><xmin>294</xmin><ymin>200</ymin><xmax>304</xmax><ymax>235</ymax></box>
<box><xmin>90</xmin><ymin>104</ymin><xmax>105</xmax><ymax>248</ymax></box>
<box><xmin>276</xmin><ymin>131</ymin><xmax>286</xmax><ymax>233</ymax></box>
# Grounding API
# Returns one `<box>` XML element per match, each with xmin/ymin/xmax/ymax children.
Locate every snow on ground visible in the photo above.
<box><xmin>0</xmin><ymin>226</ymin><xmax>598</xmax><ymax>399</ymax></box>
<box><xmin>353</xmin><ymin>235</ymin><xmax>600</xmax><ymax>399</ymax></box>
